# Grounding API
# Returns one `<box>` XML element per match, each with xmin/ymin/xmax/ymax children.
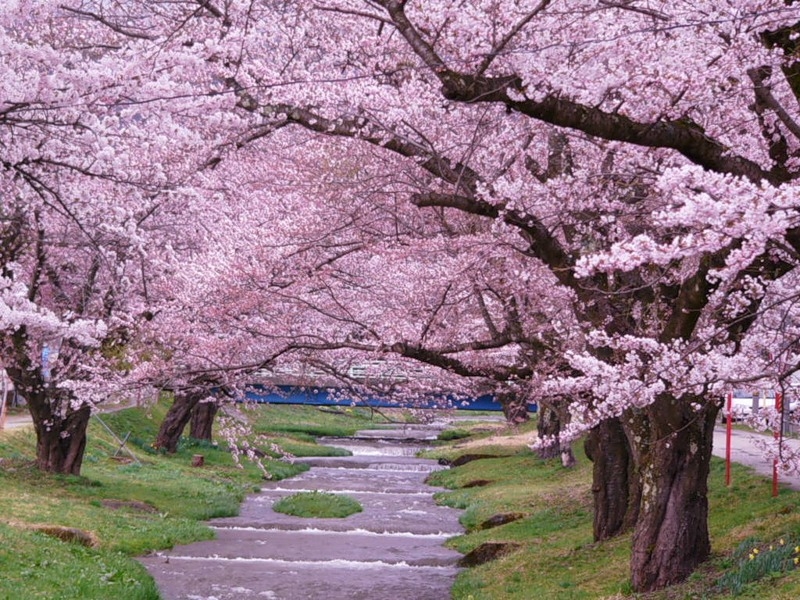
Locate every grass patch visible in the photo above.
<box><xmin>716</xmin><ymin>537</ymin><xmax>800</xmax><ymax>596</ymax></box>
<box><xmin>0</xmin><ymin>400</ymin><xmax>393</xmax><ymax>599</ymax></box>
<box><xmin>244</xmin><ymin>404</ymin><xmax>406</xmax><ymax>458</ymax></box>
<box><xmin>272</xmin><ymin>491</ymin><xmax>363</xmax><ymax>518</ymax></box>
<box><xmin>426</xmin><ymin>422</ymin><xmax>800</xmax><ymax>599</ymax></box>
<box><xmin>438</xmin><ymin>428</ymin><xmax>473</xmax><ymax>441</ymax></box>
<box><xmin>247</xmin><ymin>404</ymin><xmax>397</xmax><ymax>438</ymax></box>
<box><xmin>0</xmin><ymin>522</ymin><xmax>160</xmax><ymax>600</ymax></box>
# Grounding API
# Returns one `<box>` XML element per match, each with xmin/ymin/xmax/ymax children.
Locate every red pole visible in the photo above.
<box><xmin>725</xmin><ymin>391</ymin><xmax>732</xmax><ymax>487</ymax></box>
<box><xmin>773</xmin><ymin>392</ymin><xmax>782</xmax><ymax>497</ymax></box>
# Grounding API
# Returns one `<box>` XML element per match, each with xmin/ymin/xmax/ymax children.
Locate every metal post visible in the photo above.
<box><xmin>725</xmin><ymin>391</ymin><xmax>733</xmax><ymax>486</ymax></box>
<box><xmin>0</xmin><ymin>370</ymin><xmax>7</xmax><ymax>431</ymax></box>
<box><xmin>93</xmin><ymin>414</ymin><xmax>140</xmax><ymax>465</ymax></box>
<box><xmin>773</xmin><ymin>392</ymin><xmax>782</xmax><ymax>498</ymax></box>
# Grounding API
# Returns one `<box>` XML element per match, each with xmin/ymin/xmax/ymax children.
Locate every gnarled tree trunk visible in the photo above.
<box><xmin>536</xmin><ymin>402</ymin><xmax>561</xmax><ymax>459</ymax></box>
<box><xmin>536</xmin><ymin>401</ymin><xmax>576</xmax><ymax>466</ymax></box>
<box><xmin>6</xmin><ymin>359</ymin><xmax>91</xmax><ymax>475</ymax></box>
<box><xmin>189</xmin><ymin>397</ymin><xmax>219</xmax><ymax>441</ymax></box>
<box><xmin>154</xmin><ymin>390</ymin><xmax>205</xmax><ymax>453</ymax></box>
<box><xmin>497</xmin><ymin>390</ymin><xmax>530</xmax><ymax>424</ymax></box>
<box><xmin>32</xmin><ymin>402</ymin><xmax>92</xmax><ymax>475</ymax></box>
<box><xmin>628</xmin><ymin>394</ymin><xmax>718</xmax><ymax>592</ymax></box>
<box><xmin>584</xmin><ymin>416</ymin><xmax>640</xmax><ymax>541</ymax></box>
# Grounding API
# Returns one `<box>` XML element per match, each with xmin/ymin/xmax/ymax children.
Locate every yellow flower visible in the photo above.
<box><xmin>769</xmin><ymin>545</ymin><xmax>774</xmax><ymax>551</ymax></box>
<box><xmin>780</xmin><ymin>539</ymin><xmax>785</xmax><ymax>545</ymax></box>
<box><xmin>749</xmin><ymin>553</ymin><xmax>755</xmax><ymax>561</ymax></box>
<box><xmin>753</xmin><ymin>548</ymin><xmax>760</xmax><ymax>555</ymax></box>
<box><xmin>795</xmin><ymin>557</ymin><xmax>799</xmax><ymax>565</ymax></box>
<box><xmin>795</xmin><ymin>546</ymin><xmax>800</xmax><ymax>553</ymax></box>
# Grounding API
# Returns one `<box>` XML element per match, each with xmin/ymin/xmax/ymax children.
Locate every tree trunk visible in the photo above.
<box><xmin>6</xmin><ymin>360</ymin><xmax>91</xmax><ymax>475</ymax></box>
<box><xmin>628</xmin><ymin>395</ymin><xmax>718</xmax><ymax>592</ymax></box>
<box><xmin>584</xmin><ymin>417</ymin><xmax>640</xmax><ymax>541</ymax></box>
<box><xmin>154</xmin><ymin>391</ymin><xmax>204</xmax><ymax>453</ymax></box>
<box><xmin>536</xmin><ymin>402</ymin><xmax>561</xmax><ymax>459</ymax></box>
<box><xmin>33</xmin><ymin>403</ymin><xmax>92</xmax><ymax>475</ymax></box>
<box><xmin>498</xmin><ymin>391</ymin><xmax>529</xmax><ymax>424</ymax></box>
<box><xmin>535</xmin><ymin>401</ymin><xmax>575</xmax><ymax>466</ymax></box>
<box><xmin>189</xmin><ymin>397</ymin><xmax>218</xmax><ymax>441</ymax></box>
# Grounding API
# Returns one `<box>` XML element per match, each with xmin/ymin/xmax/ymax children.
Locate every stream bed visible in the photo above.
<box><xmin>139</xmin><ymin>423</ymin><xmax>464</xmax><ymax>599</ymax></box>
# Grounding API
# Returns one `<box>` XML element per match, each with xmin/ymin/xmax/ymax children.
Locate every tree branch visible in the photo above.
<box><xmin>747</xmin><ymin>66</ymin><xmax>800</xmax><ymax>141</ymax></box>
<box><xmin>59</xmin><ymin>5</ymin><xmax>157</xmax><ymax>40</ymax></box>
<box><xmin>438</xmin><ymin>72</ymin><xmax>786</xmax><ymax>184</ymax></box>
<box><xmin>374</xmin><ymin>0</ymin><xmax>789</xmax><ymax>185</ymax></box>
<box><xmin>477</xmin><ymin>0</ymin><xmax>552</xmax><ymax>76</ymax></box>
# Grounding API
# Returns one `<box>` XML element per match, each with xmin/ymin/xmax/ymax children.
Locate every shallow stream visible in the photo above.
<box><xmin>139</xmin><ymin>422</ymin><xmax>464</xmax><ymax>599</ymax></box>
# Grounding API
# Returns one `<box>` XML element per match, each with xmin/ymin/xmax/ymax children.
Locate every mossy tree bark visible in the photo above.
<box><xmin>584</xmin><ymin>417</ymin><xmax>640</xmax><ymax>541</ymax></box>
<box><xmin>31</xmin><ymin>401</ymin><xmax>92</xmax><ymax>475</ymax></box>
<box><xmin>497</xmin><ymin>390</ymin><xmax>529</xmax><ymax>424</ymax></box>
<box><xmin>189</xmin><ymin>397</ymin><xmax>219</xmax><ymax>441</ymax></box>
<box><xmin>5</xmin><ymin>331</ymin><xmax>92</xmax><ymax>475</ymax></box>
<box><xmin>536</xmin><ymin>402</ymin><xmax>561</xmax><ymax>459</ymax></box>
<box><xmin>628</xmin><ymin>394</ymin><xmax>717</xmax><ymax>591</ymax></box>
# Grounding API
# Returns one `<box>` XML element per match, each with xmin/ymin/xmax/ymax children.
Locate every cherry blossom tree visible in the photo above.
<box><xmin>207</xmin><ymin>3</ymin><xmax>799</xmax><ymax>591</ymax></box>
<box><xmin>0</xmin><ymin>0</ymin><xmax>241</xmax><ymax>473</ymax></box>
<box><xmin>30</xmin><ymin>0</ymin><xmax>800</xmax><ymax>591</ymax></box>
<box><xmin>0</xmin><ymin>5</ymin><xmax>150</xmax><ymax>473</ymax></box>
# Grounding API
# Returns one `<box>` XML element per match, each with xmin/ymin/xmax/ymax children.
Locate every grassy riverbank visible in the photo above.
<box><xmin>7</xmin><ymin>406</ymin><xmax>799</xmax><ymax>599</ymax></box>
<box><xmin>426</xmin><ymin>420</ymin><xmax>800</xmax><ymax>599</ymax></box>
<box><xmin>0</xmin><ymin>401</ymin><xmax>395</xmax><ymax>599</ymax></box>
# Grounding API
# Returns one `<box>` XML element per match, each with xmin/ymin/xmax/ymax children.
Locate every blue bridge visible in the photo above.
<box><xmin>245</xmin><ymin>385</ymin><xmax>536</xmax><ymax>412</ymax></box>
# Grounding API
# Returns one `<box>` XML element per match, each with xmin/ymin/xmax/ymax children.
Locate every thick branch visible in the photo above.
<box><xmin>439</xmin><ymin>73</ymin><xmax>783</xmax><ymax>184</ymax></box>
<box><xmin>261</xmin><ymin>104</ymin><xmax>480</xmax><ymax>194</ymax></box>
<box><xmin>412</xmin><ymin>191</ymin><xmax>576</xmax><ymax>286</ymax></box>
<box><xmin>375</xmin><ymin>0</ymin><xmax>787</xmax><ymax>184</ymax></box>
<box><xmin>389</xmin><ymin>341</ymin><xmax>532</xmax><ymax>381</ymax></box>
<box><xmin>747</xmin><ymin>66</ymin><xmax>800</xmax><ymax>141</ymax></box>
<box><xmin>59</xmin><ymin>6</ymin><xmax>157</xmax><ymax>40</ymax></box>
<box><xmin>476</xmin><ymin>0</ymin><xmax>552</xmax><ymax>76</ymax></box>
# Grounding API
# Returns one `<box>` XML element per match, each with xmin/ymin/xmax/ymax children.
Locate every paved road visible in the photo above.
<box><xmin>712</xmin><ymin>425</ymin><xmax>800</xmax><ymax>490</ymax></box>
<box><xmin>1</xmin><ymin>413</ymin><xmax>33</xmax><ymax>431</ymax></box>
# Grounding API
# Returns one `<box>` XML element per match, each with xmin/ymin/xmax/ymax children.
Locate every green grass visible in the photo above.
<box><xmin>240</xmin><ymin>404</ymin><xmax>409</xmax><ymax>458</ymax></box>
<box><xmin>0</xmin><ymin>400</ymin><xmax>395</xmax><ymax>599</ymax></box>
<box><xmin>716</xmin><ymin>537</ymin><xmax>800</xmax><ymax>596</ymax></box>
<box><xmin>10</xmin><ymin>404</ymin><xmax>800</xmax><ymax>599</ymax></box>
<box><xmin>438</xmin><ymin>428</ymin><xmax>473</xmax><ymax>441</ymax></box>
<box><xmin>273</xmin><ymin>491</ymin><xmax>363</xmax><ymax>518</ymax></box>
<box><xmin>247</xmin><ymin>404</ymin><xmax>397</xmax><ymax>438</ymax></box>
<box><xmin>423</xmin><ymin>423</ymin><xmax>800</xmax><ymax>599</ymax></box>
<box><xmin>0</xmin><ymin>522</ymin><xmax>160</xmax><ymax>600</ymax></box>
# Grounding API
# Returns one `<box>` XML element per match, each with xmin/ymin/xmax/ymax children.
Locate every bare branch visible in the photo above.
<box><xmin>371</xmin><ymin>0</ymin><xmax>449</xmax><ymax>74</ymax></box>
<box><xmin>477</xmin><ymin>0</ymin><xmax>552</xmax><ymax>76</ymax></box>
<box><xmin>314</xmin><ymin>4</ymin><xmax>392</xmax><ymax>26</ymax></box>
<box><xmin>598</xmin><ymin>0</ymin><xmax>670</xmax><ymax>22</ymax></box>
<box><xmin>59</xmin><ymin>5</ymin><xmax>157</xmax><ymax>40</ymax></box>
<box><xmin>473</xmin><ymin>285</ymin><xmax>500</xmax><ymax>338</ymax></box>
<box><xmin>373</xmin><ymin>0</ymin><xmax>788</xmax><ymax>184</ymax></box>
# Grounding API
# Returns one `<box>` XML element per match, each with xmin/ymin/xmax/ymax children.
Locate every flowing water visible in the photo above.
<box><xmin>139</xmin><ymin>423</ymin><xmax>464</xmax><ymax>599</ymax></box>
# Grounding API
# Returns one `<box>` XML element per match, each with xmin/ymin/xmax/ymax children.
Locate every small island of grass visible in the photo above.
<box><xmin>272</xmin><ymin>491</ymin><xmax>363</xmax><ymax>518</ymax></box>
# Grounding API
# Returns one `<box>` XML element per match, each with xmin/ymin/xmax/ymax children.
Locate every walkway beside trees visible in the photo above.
<box><xmin>712</xmin><ymin>427</ymin><xmax>800</xmax><ymax>491</ymax></box>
